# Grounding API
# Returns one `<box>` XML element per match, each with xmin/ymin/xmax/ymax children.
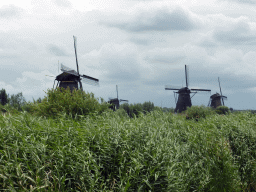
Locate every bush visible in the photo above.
<box><xmin>120</xmin><ymin>101</ymin><xmax>157</xmax><ymax>118</ymax></box>
<box><xmin>162</xmin><ymin>107</ymin><xmax>175</xmax><ymax>113</ymax></box>
<box><xmin>30</xmin><ymin>87</ymin><xmax>110</xmax><ymax>119</ymax></box>
<box><xmin>185</xmin><ymin>105</ymin><xmax>214</xmax><ymax>121</ymax></box>
<box><xmin>215</xmin><ymin>106</ymin><xmax>230</xmax><ymax>115</ymax></box>
<box><xmin>0</xmin><ymin>103</ymin><xmax>19</xmax><ymax>115</ymax></box>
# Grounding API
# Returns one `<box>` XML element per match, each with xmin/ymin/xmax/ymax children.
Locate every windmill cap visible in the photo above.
<box><xmin>178</xmin><ymin>87</ymin><xmax>190</xmax><ymax>93</ymax></box>
<box><xmin>56</xmin><ymin>72</ymin><xmax>80</xmax><ymax>81</ymax></box>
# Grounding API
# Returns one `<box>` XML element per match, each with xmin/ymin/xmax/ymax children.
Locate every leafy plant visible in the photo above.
<box><xmin>215</xmin><ymin>106</ymin><xmax>230</xmax><ymax>115</ymax></box>
<box><xmin>30</xmin><ymin>87</ymin><xmax>110</xmax><ymax>119</ymax></box>
<box><xmin>185</xmin><ymin>105</ymin><xmax>214</xmax><ymax>121</ymax></box>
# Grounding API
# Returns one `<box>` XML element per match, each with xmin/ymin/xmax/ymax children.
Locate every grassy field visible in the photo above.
<box><xmin>0</xmin><ymin>108</ymin><xmax>256</xmax><ymax>191</ymax></box>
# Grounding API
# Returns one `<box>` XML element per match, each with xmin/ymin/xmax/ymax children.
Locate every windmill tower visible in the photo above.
<box><xmin>165</xmin><ymin>65</ymin><xmax>211</xmax><ymax>113</ymax></box>
<box><xmin>108</xmin><ymin>85</ymin><xmax>128</xmax><ymax>111</ymax></box>
<box><xmin>53</xmin><ymin>36</ymin><xmax>99</xmax><ymax>91</ymax></box>
<box><xmin>208</xmin><ymin>77</ymin><xmax>227</xmax><ymax>108</ymax></box>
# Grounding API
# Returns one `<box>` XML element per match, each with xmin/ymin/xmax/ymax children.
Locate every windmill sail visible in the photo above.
<box><xmin>73</xmin><ymin>36</ymin><xmax>79</xmax><ymax>75</ymax></box>
<box><xmin>190</xmin><ymin>88</ymin><xmax>211</xmax><ymax>92</ymax></box>
<box><xmin>165</xmin><ymin>85</ymin><xmax>182</xmax><ymax>90</ymax></box>
<box><xmin>185</xmin><ymin>65</ymin><xmax>189</xmax><ymax>87</ymax></box>
<box><xmin>218</xmin><ymin>77</ymin><xmax>225</xmax><ymax>106</ymax></box>
<box><xmin>61</xmin><ymin>63</ymin><xmax>79</xmax><ymax>76</ymax></box>
<box><xmin>81</xmin><ymin>75</ymin><xmax>99</xmax><ymax>86</ymax></box>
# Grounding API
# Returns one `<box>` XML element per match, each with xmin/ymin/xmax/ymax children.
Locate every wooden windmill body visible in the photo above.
<box><xmin>108</xmin><ymin>85</ymin><xmax>128</xmax><ymax>111</ymax></box>
<box><xmin>52</xmin><ymin>36</ymin><xmax>99</xmax><ymax>91</ymax></box>
<box><xmin>208</xmin><ymin>77</ymin><xmax>227</xmax><ymax>108</ymax></box>
<box><xmin>165</xmin><ymin>65</ymin><xmax>211</xmax><ymax>113</ymax></box>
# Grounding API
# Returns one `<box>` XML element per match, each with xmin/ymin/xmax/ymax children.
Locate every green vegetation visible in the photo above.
<box><xmin>0</xmin><ymin>88</ymin><xmax>256</xmax><ymax>191</ymax></box>
<box><xmin>25</xmin><ymin>87</ymin><xmax>111</xmax><ymax>119</ymax></box>
<box><xmin>215</xmin><ymin>105</ymin><xmax>231</xmax><ymax>115</ymax></box>
<box><xmin>185</xmin><ymin>105</ymin><xmax>215</xmax><ymax>121</ymax></box>
<box><xmin>0</xmin><ymin>88</ymin><xmax>8</xmax><ymax>106</ymax></box>
<box><xmin>120</xmin><ymin>101</ymin><xmax>155</xmax><ymax>118</ymax></box>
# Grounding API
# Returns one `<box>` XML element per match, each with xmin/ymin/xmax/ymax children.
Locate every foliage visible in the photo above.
<box><xmin>185</xmin><ymin>105</ymin><xmax>214</xmax><ymax>121</ymax></box>
<box><xmin>120</xmin><ymin>101</ymin><xmax>157</xmax><ymax>118</ymax></box>
<box><xmin>215</xmin><ymin>106</ymin><xmax>230</xmax><ymax>115</ymax></box>
<box><xmin>8</xmin><ymin>92</ymin><xmax>26</xmax><ymax>111</ymax></box>
<box><xmin>1</xmin><ymin>111</ymin><xmax>256</xmax><ymax>191</ymax></box>
<box><xmin>0</xmin><ymin>88</ymin><xmax>8</xmax><ymax>106</ymax></box>
<box><xmin>142</xmin><ymin>101</ymin><xmax>154</xmax><ymax>113</ymax></box>
<box><xmin>29</xmin><ymin>87</ymin><xmax>110</xmax><ymax>119</ymax></box>
<box><xmin>162</xmin><ymin>107</ymin><xmax>175</xmax><ymax>113</ymax></box>
<box><xmin>33</xmin><ymin>97</ymin><xmax>42</xmax><ymax>104</ymax></box>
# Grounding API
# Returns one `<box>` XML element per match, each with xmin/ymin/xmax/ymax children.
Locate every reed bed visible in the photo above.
<box><xmin>0</xmin><ymin>110</ymin><xmax>255</xmax><ymax>191</ymax></box>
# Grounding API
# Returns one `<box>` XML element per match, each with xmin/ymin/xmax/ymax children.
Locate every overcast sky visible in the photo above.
<box><xmin>1</xmin><ymin>0</ymin><xmax>256</xmax><ymax>110</ymax></box>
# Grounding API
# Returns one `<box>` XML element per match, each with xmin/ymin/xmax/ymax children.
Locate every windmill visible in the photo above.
<box><xmin>108</xmin><ymin>85</ymin><xmax>128</xmax><ymax>111</ymax></box>
<box><xmin>52</xmin><ymin>36</ymin><xmax>99</xmax><ymax>91</ymax></box>
<box><xmin>208</xmin><ymin>77</ymin><xmax>227</xmax><ymax>108</ymax></box>
<box><xmin>165</xmin><ymin>65</ymin><xmax>211</xmax><ymax>113</ymax></box>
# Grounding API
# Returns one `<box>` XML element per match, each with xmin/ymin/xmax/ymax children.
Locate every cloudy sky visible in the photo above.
<box><xmin>1</xmin><ymin>0</ymin><xmax>256</xmax><ymax>110</ymax></box>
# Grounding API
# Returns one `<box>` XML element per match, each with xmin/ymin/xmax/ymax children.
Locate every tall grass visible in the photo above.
<box><xmin>1</xmin><ymin>109</ymin><xmax>256</xmax><ymax>191</ymax></box>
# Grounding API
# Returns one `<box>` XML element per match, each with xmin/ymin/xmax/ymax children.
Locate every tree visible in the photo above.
<box><xmin>142</xmin><ymin>101</ymin><xmax>154</xmax><ymax>113</ymax></box>
<box><xmin>9</xmin><ymin>92</ymin><xmax>26</xmax><ymax>111</ymax></box>
<box><xmin>0</xmin><ymin>89</ymin><xmax>8</xmax><ymax>106</ymax></box>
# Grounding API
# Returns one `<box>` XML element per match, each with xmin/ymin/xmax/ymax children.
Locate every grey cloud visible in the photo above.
<box><xmin>0</xmin><ymin>5</ymin><xmax>23</xmax><ymax>19</ymax></box>
<box><xmin>101</xmin><ymin>7</ymin><xmax>197</xmax><ymax>32</ymax></box>
<box><xmin>213</xmin><ymin>21</ymin><xmax>256</xmax><ymax>45</ymax></box>
<box><xmin>199</xmin><ymin>38</ymin><xmax>218</xmax><ymax>48</ymax></box>
<box><xmin>47</xmin><ymin>44</ymin><xmax>69</xmax><ymax>56</ymax></box>
<box><xmin>53</xmin><ymin>0</ymin><xmax>72</xmax><ymax>7</ymax></box>
<box><xmin>221</xmin><ymin>0</ymin><xmax>256</xmax><ymax>4</ymax></box>
<box><xmin>129</xmin><ymin>37</ymin><xmax>150</xmax><ymax>45</ymax></box>
<box><xmin>103</xmin><ymin>57</ymin><xmax>141</xmax><ymax>82</ymax></box>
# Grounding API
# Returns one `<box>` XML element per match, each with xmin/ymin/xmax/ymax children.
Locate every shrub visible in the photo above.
<box><xmin>120</xmin><ymin>102</ymin><xmax>157</xmax><ymax>118</ymax></box>
<box><xmin>0</xmin><ymin>103</ymin><xmax>19</xmax><ymax>115</ymax></box>
<box><xmin>215</xmin><ymin>106</ymin><xmax>230</xmax><ymax>115</ymax></box>
<box><xmin>31</xmin><ymin>87</ymin><xmax>110</xmax><ymax>119</ymax></box>
<box><xmin>185</xmin><ymin>105</ymin><xmax>214</xmax><ymax>121</ymax></box>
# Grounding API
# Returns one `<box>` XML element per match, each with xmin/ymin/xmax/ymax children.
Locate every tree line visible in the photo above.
<box><xmin>0</xmin><ymin>88</ymin><xmax>42</xmax><ymax>111</ymax></box>
<box><xmin>0</xmin><ymin>88</ymin><xmax>174</xmax><ymax>116</ymax></box>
